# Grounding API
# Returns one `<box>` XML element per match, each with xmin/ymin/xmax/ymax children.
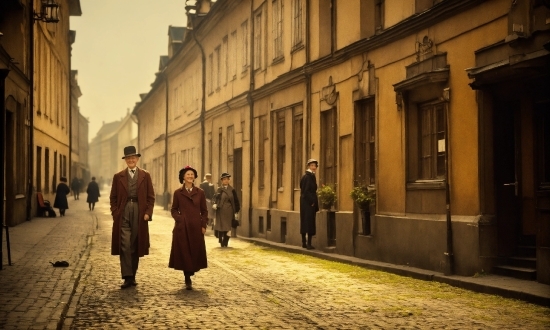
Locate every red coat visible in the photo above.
<box><xmin>109</xmin><ymin>167</ymin><xmax>155</xmax><ymax>256</ymax></box>
<box><xmin>169</xmin><ymin>186</ymin><xmax>208</xmax><ymax>272</ymax></box>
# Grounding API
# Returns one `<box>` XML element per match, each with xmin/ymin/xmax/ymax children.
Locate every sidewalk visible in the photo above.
<box><xmin>238</xmin><ymin>236</ymin><xmax>550</xmax><ymax>307</ymax></box>
<box><xmin>0</xmin><ymin>195</ymin><xmax>98</xmax><ymax>330</ymax></box>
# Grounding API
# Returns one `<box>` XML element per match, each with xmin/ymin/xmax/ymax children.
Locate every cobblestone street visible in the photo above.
<box><xmin>64</xmin><ymin>199</ymin><xmax>549</xmax><ymax>329</ymax></box>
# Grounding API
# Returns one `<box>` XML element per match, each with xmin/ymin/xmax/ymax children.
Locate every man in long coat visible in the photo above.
<box><xmin>110</xmin><ymin>146</ymin><xmax>155</xmax><ymax>289</ymax></box>
<box><xmin>300</xmin><ymin>159</ymin><xmax>319</xmax><ymax>250</ymax></box>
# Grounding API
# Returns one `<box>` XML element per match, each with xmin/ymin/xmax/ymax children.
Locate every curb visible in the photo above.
<box><xmin>238</xmin><ymin>236</ymin><xmax>550</xmax><ymax>307</ymax></box>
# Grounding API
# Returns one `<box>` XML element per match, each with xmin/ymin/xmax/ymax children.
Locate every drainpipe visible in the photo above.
<box><xmin>444</xmin><ymin>91</ymin><xmax>454</xmax><ymax>275</ymax></box>
<box><xmin>0</xmin><ymin>68</ymin><xmax>10</xmax><ymax>270</ymax></box>
<box><xmin>305</xmin><ymin>0</ymin><xmax>311</xmax><ymax>160</ymax></box>
<box><xmin>189</xmin><ymin>14</ymin><xmax>206</xmax><ymax>179</ymax></box>
<box><xmin>27</xmin><ymin>3</ymin><xmax>35</xmax><ymax>221</ymax></box>
<box><xmin>248</xmin><ymin>0</ymin><xmax>255</xmax><ymax>237</ymax></box>
<box><xmin>163</xmin><ymin>70</ymin><xmax>169</xmax><ymax>210</ymax></box>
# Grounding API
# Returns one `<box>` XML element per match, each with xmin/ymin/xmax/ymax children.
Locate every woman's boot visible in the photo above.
<box><xmin>223</xmin><ymin>234</ymin><xmax>230</xmax><ymax>247</ymax></box>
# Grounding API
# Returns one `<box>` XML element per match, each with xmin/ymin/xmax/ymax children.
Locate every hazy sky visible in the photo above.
<box><xmin>70</xmin><ymin>0</ymin><xmax>187</xmax><ymax>140</ymax></box>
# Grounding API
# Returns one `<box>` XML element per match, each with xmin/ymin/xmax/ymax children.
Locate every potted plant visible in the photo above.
<box><xmin>350</xmin><ymin>186</ymin><xmax>376</xmax><ymax>235</ymax></box>
<box><xmin>317</xmin><ymin>184</ymin><xmax>337</xmax><ymax>210</ymax></box>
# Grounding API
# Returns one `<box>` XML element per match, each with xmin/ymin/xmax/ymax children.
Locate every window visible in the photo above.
<box><xmin>215</xmin><ymin>46</ymin><xmax>221</xmax><ymax>90</ymax></box>
<box><xmin>355</xmin><ymin>99</ymin><xmax>375</xmax><ymax>186</ymax></box>
<box><xmin>37</xmin><ymin>146</ymin><xmax>42</xmax><ymax>192</ymax></box>
<box><xmin>272</xmin><ymin>0</ymin><xmax>284</xmax><ymax>59</ymax></box>
<box><xmin>45</xmin><ymin>148</ymin><xmax>50</xmax><ymax>193</ymax></box>
<box><xmin>375</xmin><ymin>0</ymin><xmax>385</xmax><ymax>32</ymax></box>
<box><xmin>321</xmin><ymin>108</ymin><xmax>337</xmax><ymax>185</ymax></box>
<box><xmin>292</xmin><ymin>0</ymin><xmax>303</xmax><ymax>48</ymax></box>
<box><xmin>276</xmin><ymin>111</ymin><xmax>286</xmax><ymax>188</ymax></box>
<box><xmin>254</xmin><ymin>10</ymin><xmax>263</xmax><ymax>71</ymax></box>
<box><xmin>222</xmin><ymin>36</ymin><xmax>228</xmax><ymax>85</ymax></box>
<box><xmin>227</xmin><ymin>125</ymin><xmax>234</xmax><ymax>165</ymax></box>
<box><xmin>208</xmin><ymin>53</ymin><xmax>214</xmax><ymax>94</ymax></box>
<box><xmin>419</xmin><ymin>102</ymin><xmax>446</xmax><ymax>180</ymax></box>
<box><xmin>230</xmin><ymin>31</ymin><xmax>237</xmax><ymax>79</ymax></box>
<box><xmin>241</xmin><ymin>20</ymin><xmax>249</xmax><ymax>70</ymax></box>
<box><xmin>293</xmin><ymin>111</ymin><xmax>303</xmax><ymax>189</ymax></box>
<box><xmin>208</xmin><ymin>133</ymin><xmax>213</xmax><ymax>175</ymax></box>
<box><xmin>218</xmin><ymin>127</ymin><xmax>223</xmax><ymax>181</ymax></box>
<box><xmin>259</xmin><ymin>115</ymin><xmax>267</xmax><ymax>189</ymax></box>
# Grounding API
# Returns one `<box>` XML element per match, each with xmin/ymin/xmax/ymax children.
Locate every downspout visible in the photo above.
<box><xmin>305</xmin><ymin>0</ymin><xmax>311</xmax><ymax>160</ymax></box>
<box><xmin>27</xmin><ymin>3</ymin><xmax>35</xmax><ymax>221</ymax></box>
<box><xmin>190</xmin><ymin>17</ymin><xmax>206</xmax><ymax>179</ymax></box>
<box><xmin>163</xmin><ymin>69</ymin><xmax>169</xmax><ymax>210</ymax></box>
<box><xmin>444</xmin><ymin>95</ymin><xmax>454</xmax><ymax>275</ymax></box>
<box><xmin>248</xmin><ymin>0</ymin><xmax>255</xmax><ymax>237</ymax></box>
<box><xmin>69</xmin><ymin>37</ymin><xmax>73</xmax><ymax>183</ymax></box>
<box><xmin>0</xmin><ymin>68</ymin><xmax>10</xmax><ymax>270</ymax></box>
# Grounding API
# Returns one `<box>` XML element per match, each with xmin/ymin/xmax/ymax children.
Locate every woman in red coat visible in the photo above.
<box><xmin>169</xmin><ymin>166</ymin><xmax>208</xmax><ymax>290</ymax></box>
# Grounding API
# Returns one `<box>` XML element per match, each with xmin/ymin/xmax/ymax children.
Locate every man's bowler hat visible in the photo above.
<box><xmin>122</xmin><ymin>146</ymin><xmax>141</xmax><ymax>159</ymax></box>
<box><xmin>220</xmin><ymin>172</ymin><xmax>231</xmax><ymax>179</ymax></box>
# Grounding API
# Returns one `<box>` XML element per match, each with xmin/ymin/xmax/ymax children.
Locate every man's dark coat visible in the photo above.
<box><xmin>109</xmin><ymin>168</ymin><xmax>155</xmax><ymax>257</ymax></box>
<box><xmin>300</xmin><ymin>171</ymin><xmax>319</xmax><ymax>235</ymax></box>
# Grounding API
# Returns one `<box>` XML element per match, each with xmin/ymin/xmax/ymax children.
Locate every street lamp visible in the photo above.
<box><xmin>34</xmin><ymin>0</ymin><xmax>60</xmax><ymax>23</ymax></box>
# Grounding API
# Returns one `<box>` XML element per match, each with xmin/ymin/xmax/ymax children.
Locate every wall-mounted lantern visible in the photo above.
<box><xmin>34</xmin><ymin>0</ymin><xmax>60</xmax><ymax>23</ymax></box>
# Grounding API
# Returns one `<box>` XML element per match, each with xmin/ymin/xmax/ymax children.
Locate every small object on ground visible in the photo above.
<box><xmin>50</xmin><ymin>261</ymin><xmax>69</xmax><ymax>267</ymax></box>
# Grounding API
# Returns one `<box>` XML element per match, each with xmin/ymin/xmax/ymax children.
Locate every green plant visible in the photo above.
<box><xmin>350</xmin><ymin>186</ymin><xmax>376</xmax><ymax>209</ymax></box>
<box><xmin>317</xmin><ymin>184</ymin><xmax>337</xmax><ymax>208</ymax></box>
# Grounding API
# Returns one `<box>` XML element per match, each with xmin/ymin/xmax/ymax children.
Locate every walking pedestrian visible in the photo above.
<box><xmin>71</xmin><ymin>176</ymin><xmax>81</xmax><ymax>200</ymax></box>
<box><xmin>300</xmin><ymin>159</ymin><xmax>319</xmax><ymax>250</ymax></box>
<box><xmin>86</xmin><ymin>177</ymin><xmax>100</xmax><ymax>211</ymax></box>
<box><xmin>53</xmin><ymin>177</ymin><xmax>70</xmax><ymax>217</ymax></box>
<box><xmin>212</xmin><ymin>172</ymin><xmax>240</xmax><ymax>247</ymax></box>
<box><xmin>199</xmin><ymin>173</ymin><xmax>216</xmax><ymax>229</ymax></box>
<box><xmin>109</xmin><ymin>146</ymin><xmax>155</xmax><ymax>289</ymax></box>
<box><xmin>169</xmin><ymin>166</ymin><xmax>208</xmax><ymax>290</ymax></box>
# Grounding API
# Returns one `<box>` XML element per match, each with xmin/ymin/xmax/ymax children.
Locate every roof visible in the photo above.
<box><xmin>168</xmin><ymin>26</ymin><xmax>186</xmax><ymax>43</ymax></box>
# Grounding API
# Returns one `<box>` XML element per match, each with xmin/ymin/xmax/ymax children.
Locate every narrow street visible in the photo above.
<box><xmin>65</xmin><ymin>197</ymin><xmax>549</xmax><ymax>329</ymax></box>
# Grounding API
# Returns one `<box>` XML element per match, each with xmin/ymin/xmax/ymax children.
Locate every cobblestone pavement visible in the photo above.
<box><xmin>66</xmin><ymin>200</ymin><xmax>550</xmax><ymax>330</ymax></box>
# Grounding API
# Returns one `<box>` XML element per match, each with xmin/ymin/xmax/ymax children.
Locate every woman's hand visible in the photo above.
<box><xmin>201</xmin><ymin>227</ymin><xmax>206</xmax><ymax>235</ymax></box>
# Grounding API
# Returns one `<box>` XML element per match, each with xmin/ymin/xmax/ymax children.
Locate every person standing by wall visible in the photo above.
<box><xmin>71</xmin><ymin>176</ymin><xmax>81</xmax><ymax>200</ymax></box>
<box><xmin>54</xmin><ymin>177</ymin><xmax>70</xmax><ymax>217</ymax></box>
<box><xmin>86</xmin><ymin>176</ymin><xmax>100</xmax><ymax>211</ymax></box>
<box><xmin>109</xmin><ymin>146</ymin><xmax>155</xmax><ymax>289</ymax></box>
<box><xmin>199</xmin><ymin>173</ymin><xmax>216</xmax><ymax>229</ymax></box>
<box><xmin>300</xmin><ymin>159</ymin><xmax>319</xmax><ymax>250</ymax></box>
<box><xmin>169</xmin><ymin>166</ymin><xmax>208</xmax><ymax>290</ymax></box>
<box><xmin>212</xmin><ymin>172</ymin><xmax>240</xmax><ymax>247</ymax></box>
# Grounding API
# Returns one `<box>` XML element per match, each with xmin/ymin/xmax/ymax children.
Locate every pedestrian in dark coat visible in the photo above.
<box><xmin>169</xmin><ymin>165</ymin><xmax>208</xmax><ymax>290</ymax></box>
<box><xmin>300</xmin><ymin>159</ymin><xmax>319</xmax><ymax>250</ymax></box>
<box><xmin>71</xmin><ymin>177</ymin><xmax>81</xmax><ymax>200</ymax></box>
<box><xmin>213</xmin><ymin>172</ymin><xmax>240</xmax><ymax>247</ymax></box>
<box><xmin>199</xmin><ymin>173</ymin><xmax>216</xmax><ymax>228</ymax></box>
<box><xmin>109</xmin><ymin>146</ymin><xmax>155</xmax><ymax>289</ymax></box>
<box><xmin>86</xmin><ymin>177</ymin><xmax>101</xmax><ymax>211</ymax></box>
<box><xmin>53</xmin><ymin>177</ymin><xmax>70</xmax><ymax>217</ymax></box>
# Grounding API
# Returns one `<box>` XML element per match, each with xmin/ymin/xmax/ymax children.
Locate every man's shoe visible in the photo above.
<box><xmin>120</xmin><ymin>280</ymin><xmax>132</xmax><ymax>289</ymax></box>
<box><xmin>185</xmin><ymin>278</ymin><xmax>192</xmax><ymax>290</ymax></box>
<box><xmin>130</xmin><ymin>279</ymin><xmax>137</xmax><ymax>286</ymax></box>
<box><xmin>306</xmin><ymin>245</ymin><xmax>315</xmax><ymax>250</ymax></box>
<box><xmin>302</xmin><ymin>242</ymin><xmax>307</xmax><ymax>248</ymax></box>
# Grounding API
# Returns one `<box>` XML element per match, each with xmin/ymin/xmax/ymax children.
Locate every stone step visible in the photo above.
<box><xmin>493</xmin><ymin>265</ymin><xmax>537</xmax><ymax>281</ymax></box>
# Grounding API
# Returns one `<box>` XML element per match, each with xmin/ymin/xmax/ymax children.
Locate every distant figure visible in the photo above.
<box><xmin>199</xmin><ymin>173</ymin><xmax>216</xmax><ymax>228</ymax></box>
<box><xmin>86</xmin><ymin>177</ymin><xmax>101</xmax><ymax>211</ymax></box>
<box><xmin>212</xmin><ymin>172</ymin><xmax>240</xmax><ymax>247</ymax></box>
<box><xmin>71</xmin><ymin>177</ymin><xmax>81</xmax><ymax>200</ymax></box>
<box><xmin>109</xmin><ymin>146</ymin><xmax>155</xmax><ymax>289</ymax></box>
<box><xmin>300</xmin><ymin>159</ymin><xmax>319</xmax><ymax>250</ymax></box>
<box><xmin>169</xmin><ymin>166</ymin><xmax>208</xmax><ymax>290</ymax></box>
<box><xmin>54</xmin><ymin>177</ymin><xmax>70</xmax><ymax>217</ymax></box>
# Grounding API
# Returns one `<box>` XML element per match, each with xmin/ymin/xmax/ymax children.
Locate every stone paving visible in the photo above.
<box><xmin>1</xmin><ymin>194</ymin><xmax>549</xmax><ymax>329</ymax></box>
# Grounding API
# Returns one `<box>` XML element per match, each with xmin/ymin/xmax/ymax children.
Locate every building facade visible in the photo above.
<box><xmin>1</xmin><ymin>0</ymin><xmax>82</xmax><ymax>226</ymax></box>
<box><xmin>88</xmin><ymin>112</ymin><xmax>137</xmax><ymax>190</ymax></box>
<box><xmin>133</xmin><ymin>0</ymin><xmax>550</xmax><ymax>283</ymax></box>
<box><xmin>70</xmin><ymin>70</ymin><xmax>89</xmax><ymax>192</ymax></box>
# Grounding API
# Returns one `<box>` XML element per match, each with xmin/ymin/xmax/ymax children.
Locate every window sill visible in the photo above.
<box><xmin>406</xmin><ymin>180</ymin><xmax>445</xmax><ymax>190</ymax></box>
<box><xmin>291</xmin><ymin>43</ymin><xmax>304</xmax><ymax>54</ymax></box>
<box><xmin>272</xmin><ymin>56</ymin><xmax>284</xmax><ymax>65</ymax></box>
